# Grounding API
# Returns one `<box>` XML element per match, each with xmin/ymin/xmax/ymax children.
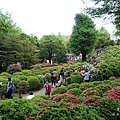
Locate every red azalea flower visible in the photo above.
<box><xmin>84</xmin><ymin>99</ymin><xmax>90</xmax><ymax>105</ymax></box>
<box><xmin>28</xmin><ymin>117</ymin><xmax>32</xmax><ymax>120</ymax></box>
<box><xmin>38</xmin><ymin>110</ymin><xmax>41</xmax><ymax>114</ymax></box>
<box><xmin>95</xmin><ymin>99</ymin><xmax>100</xmax><ymax>104</ymax></box>
<box><xmin>70</xmin><ymin>99</ymin><xmax>79</xmax><ymax>105</ymax></box>
<box><xmin>66</xmin><ymin>106</ymin><xmax>70</xmax><ymax>110</ymax></box>
<box><xmin>91</xmin><ymin>102</ymin><xmax>96</xmax><ymax>107</ymax></box>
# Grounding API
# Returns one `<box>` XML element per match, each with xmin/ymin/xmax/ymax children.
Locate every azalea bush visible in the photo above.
<box><xmin>66</xmin><ymin>83</ymin><xmax>80</xmax><ymax>90</ymax></box>
<box><xmin>66</xmin><ymin>88</ymin><xmax>82</xmax><ymax>97</ymax></box>
<box><xmin>7</xmin><ymin>64</ymin><xmax>22</xmax><ymax>74</ymax></box>
<box><xmin>52</xmin><ymin>86</ymin><xmax>68</xmax><ymax>95</ymax></box>
<box><xmin>0</xmin><ymin>98</ymin><xmax>39</xmax><ymax>120</ymax></box>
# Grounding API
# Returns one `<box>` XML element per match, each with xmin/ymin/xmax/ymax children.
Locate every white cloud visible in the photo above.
<box><xmin>0</xmin><ymin>0</ymin><xmax>115</xmax><ymax>38</ymax></box>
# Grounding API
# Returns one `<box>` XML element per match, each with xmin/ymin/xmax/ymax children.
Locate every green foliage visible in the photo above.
<box><xmin>30</xmin><ymin>95</ymin><xmax>48</xmax><ymax>103</ymax></box>
<box><xmin>96</xmin><ymin>27</ymin><xmax>111</xmax><ymax>48</ymax></box>
<box><xmin>13</xmin><ymin>72</ymin><xmax>23</xmax><ymax>76</ymax></box>
<box><xmin>32</xmin><ymin>64</ymin><xmax>41</xmax><ymax>70</ymax></box>
<box><xmin>69</xmin><ymin>13</ymin><xmax>96</xmax><ymax>61</ymax></box>
<box><xmin>70</xmin><ymin>75</ymin><xmax>83</xmax><ymax>84</ymax></box>
<box><xmin>38</xmin><ymin>35</ymin><xmax>67</xmax><ymax>64</ymax></box>
<box><xmin>12</xmin><ymin>77</ymin><xmax>20</xmax><ymax>86</ymax></box>
<box><xmin>66</xmin><ymin>88</ymin><xmax>82</xmax><ymax>97</ymax></box>
<box><xmin>37</xmin><ymin>75</ymin><xmax>44</xmax><ymax>87</ymax></box>
<box><xmin>22</xmin><ymin>69</ymin><xmax>32</xmax><ymax>76</ymax></box>
<box><xmin>66</xmin><ymin>83</ymin><xmax>80</xmax><ymax>90</ymax></box>
<box><xmin>17</xmin><ymin>80</ymin><xmax>29</xmax><ymax>90</ymax></box>
<box><xmin>0</xmin><ymin>98</ymin><xmax>39</xmax><ymax>120</ymax></box>
<box><xmin>52</xmin><ymin>86</ymin><xmax>68</xmax><ymax>95</ymax></box>
<box><xmin>84</xmin><ymin>0</ymin><xmax>120</xmax><ymax>36</ymax></box>
<box><xmin>27</xmin><ymin>76</ymin><xmax>40</xmax><ymax>90</ymax></box>
<box><xmin>65</xmin><ymin>77</ymin><xmax>71</xmax><ymax>84</ymax></box>
<box><xmin>0</xmin><ymin>72</ymin><xmax>12</xmax><ymax>78</ymax></box>
<box><xmin>44</xmin><ymin>73</ymin><xmax>51</xmax><ymax>82</ymax></box>
<box><xmin>0</xmin><ymin>76</ymin><xmax>7</xmax><ymax>84</ymax></box>
<box><xmin>32</xmin><ymin>69</ymin><xmax>42</xmax><ymax>76</ymax></box>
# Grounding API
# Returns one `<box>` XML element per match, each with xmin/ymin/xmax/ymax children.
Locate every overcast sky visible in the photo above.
<box><xmin>0</xmin><ymin>0</ymin><xmax>116</xmax><ymax>38</ymax></box>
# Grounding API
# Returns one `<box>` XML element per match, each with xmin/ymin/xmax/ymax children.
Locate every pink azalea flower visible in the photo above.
<box><xmin>84</xmin><ymin>99</ymin><xmax>90</xmax><ymax>105</ymax></box>
<box><xmin>66</xmin><ymin>106</ymin><xmax>70</xmax><ymax>110</ymax></box>
<box><xmin>95</xmin><ymin>99</ymin><xmax>100</xmax><ymax>104</ymax></box>
<box><xmin>28</xmin><ymin>117</ymin><xmax>32</xmax><ymax>120</ymax></box>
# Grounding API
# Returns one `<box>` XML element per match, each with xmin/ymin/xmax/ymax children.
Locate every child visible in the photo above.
<box><xmin>44</xmin><ymin>81</ymin><xmax>52</xmax><ymax>97</ymax></box>
<box><xmin>26</xmin><ymin>91</ymin><xmax>34</xmax><ymax>100</ymax></box>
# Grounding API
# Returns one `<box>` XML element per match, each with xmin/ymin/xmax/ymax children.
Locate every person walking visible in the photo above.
<box><xmin>51</xmin><ymin>72</ymin><xmax>56</xmax><ymax>87</ymax></box>
<box><xmin>44</xmin><ymin>81</ymin><xmax>52</xmax><ymax>97</ymax></box>
<box><xmin>6</xmin><ymin>78</ymin><xmax>13</xmax><ymax>99</ymax></box>
<box><xmin>82</xmin><ymin>69</ymin><xmax>91</xmax><ymax>82</ymax></box>
<box><xmin>52</xmin><ymin>69</ymin><xmax>58</xmax><ymax>83</ymax></box>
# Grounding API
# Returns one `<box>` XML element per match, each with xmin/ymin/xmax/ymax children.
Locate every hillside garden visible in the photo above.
<box><xmin>0</xmin><ymin>46</ymin><xmax>120</xmax><ymax>119</ymax></box>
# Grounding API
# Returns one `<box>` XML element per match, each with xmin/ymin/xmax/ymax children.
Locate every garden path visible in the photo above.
<box><xmin>22</xmin><ymin>87</ymin><xmax>54</xmax><ymax>99</ymax></box>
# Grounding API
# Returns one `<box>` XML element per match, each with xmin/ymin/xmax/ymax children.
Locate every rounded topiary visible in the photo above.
<box><xmin>17</xmin><ymin>80</ymin><xmax>30</xmax><ymax>90</ymax></box>
<box><xmin>27</xmin><ymin>76</ymin><xmax>40</xmax><ymax>90</ymax></box>
<box><xmin>66</xmin><ymin>88</ymin><xmax>82</xmax><ymax>97</ymax></box>
<box><xmin>44</xmin><ymin>73</ymin><xmax>51</xmax><ymax>82</ymax></box>
<box><xmin>79</xmin><ymin>82</ymin><xmax>95</xmax><ymax>91</ymax></box>
<box><xmin>32</xmin><ymin>69</ymin><xmax>42</xmax><ymax>76</ymax></box>
<box><xmin>41</xmin><ymin>69</ymin><xmax>50</xmax><ymax>75</ymax></box>
<box><xmin>33</xmin><ymin>64</ymin><xmax>41</xmax><ymax>70</ymax></box>
<box><xmin>0</xmin><ymin>72</ymin><xmax>12</xmax><ymax>78</ymax></box>
<box><xmin>52</xmin><ymin>86</ymin><xmax>68</xmax><ymax>95</ymax></box>
<box><xmin>13</xmin><ymin>72</ymin><xmax>23</xmax><ymax>76</ymax></box>
<box><xmin>70</xmin><ymin>75</ymin><xmax>83</xmax><ymax>84</ymax></box>
<box><xmin>65</xmin><ymin>77</ymin><xmax>71</xmax><ymax>84</ymax></box>
<box><xmin>66</xmin><ymin>83</ymin><xmax>80</xmax><ymax>90</ymax></box>
<box><xmin>11</xmin><ymin>77</ymin><xmax>20</xmax><ymax>86</ymax></box>
<box><xmin>37</xmin><ymin>75</ymin><xmax>44</xmax><ymax>87</ymax></box>
<box><xmin>22</xmin><ymin>70</ymin><xmax>32</xmax><ymax>76</ymax></box>
<box><xmin>0</xmin><ymin>76</ymin><xmax>7</xmax><ymax>84</ymax></box>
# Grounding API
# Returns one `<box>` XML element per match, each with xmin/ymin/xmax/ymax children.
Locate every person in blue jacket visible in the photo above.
<box><xmin>6</xmin><ymin>78</ymin><xmax>13</xmax><ymax>99</ymax></box>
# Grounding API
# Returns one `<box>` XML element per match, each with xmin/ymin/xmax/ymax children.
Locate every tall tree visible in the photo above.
<box><xmin>95</xmin><ymin>27</ymin><xmax>111</xmax><ymax>49</ymax></box>
<box><xmin>69</xmin><ymin>13</ymin><xmax>96</xmax><ymax>61</ymax></box>
<box><xmin>38</xmin><ymin>35</ymin><xmax>67</xmax><ymax>64</ymax></box>
<box><xmin>84</xmin><ymin>0</ymin><xmax>120</xmax><ymax>36</ymax></box>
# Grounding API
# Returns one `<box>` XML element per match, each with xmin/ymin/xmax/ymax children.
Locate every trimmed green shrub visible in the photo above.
<box><xmin>22</xmin><ymin>70</ymin><xmax>32</xmax><ymax>76</ymax></box>
<box><xmin>0</xmin><ymin>72</ymin><xmax>12</xmax><ymax>78</ymax></box>
<box><xmin>66</xmin><ymin>83</ymin><xmax>80</xmax><ymax>90</ymax></box>
<box><xmin>65</xmin><ymin>77</ymin><xmax>71</xmax><ymax>84</ymax></box>
<box><xmin>17</xmin><ymin>80</ymin><xmax>30</xmax><ymax>93</ymax></box>
<box><xmin>79</xmin><ymin>82</ymin><xmax>95</xmax><ymax>91</ymax></box>
<box><xmin>44</xmin><ymin>73</ymin><xmax>51</xmax><ymax>82</ymax></box>
<box><xmin>0</xmin><ymin>98</ymin><xmax>39</xmax><ymax>120</ymax></box>
<box><xmin>70</xmin><ymin>75</ymin><xmax>83</xmax><ymax>83</ymax></box>
<box><xmin>37</xmin><ymin>75</ymin><xmax>44</xmax><ymax>87</ymax></box>
<box><xmin>41</xmin><ymin>69</ymin><xmax>50</xmax><ymax>75</ymax></box>
<box><xmin>33</xmin><ymin>64</ymin><xmax>41</xmax><ymax>70</ymax></box>
<box><xmin>13</xmin><ymin>72</ymin><xmax>23</xmax><ymax>76</ymax></box>
<box><xmin>27</xmin><ymin>76</ymin><xmax>40</xmax><ymax>90</ymax></box>
<box><xmin>52</xmin><ymin>86</ymin><xmax>68</xmax><ymax>95</ymax></box>
<box><xmin>0</xmin><ymin>76</ymin><xmax>7</xmax><ymax>84</ymax></box>
<box><xmin>12</xmin><ymin>77</ymin><xmax>20</xmax><ymax>86</ymax></box>
<box><xmin>32</xmin><ymin>69</ymin><xmax>42</xmax><ymax>76</ymax></box>
<box><xmin>66</xmin><ymin>88</ymin><xmax>82</xmax><ymax>97</ymax></box>
<box><xmin>30</xmin><ymin>95</ymin><xmax>48</xmax><ymax>103</ymax></box>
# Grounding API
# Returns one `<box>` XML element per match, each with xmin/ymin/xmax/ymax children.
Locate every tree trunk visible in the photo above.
<box><xmin>82</xmin><ymin>53</ymin><xmax>86</xmax><ymax>62</ymax></box>
<box><xmin>48</xmin><ymin>53</ymin><xmax>52</xmax><ymax>64</ymax></box>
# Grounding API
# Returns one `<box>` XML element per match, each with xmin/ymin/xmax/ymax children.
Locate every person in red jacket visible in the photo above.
<box><xmin>44</xmin><ymin>81</ymin><xmax>52</xmax><ymax>97</ymax></box>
